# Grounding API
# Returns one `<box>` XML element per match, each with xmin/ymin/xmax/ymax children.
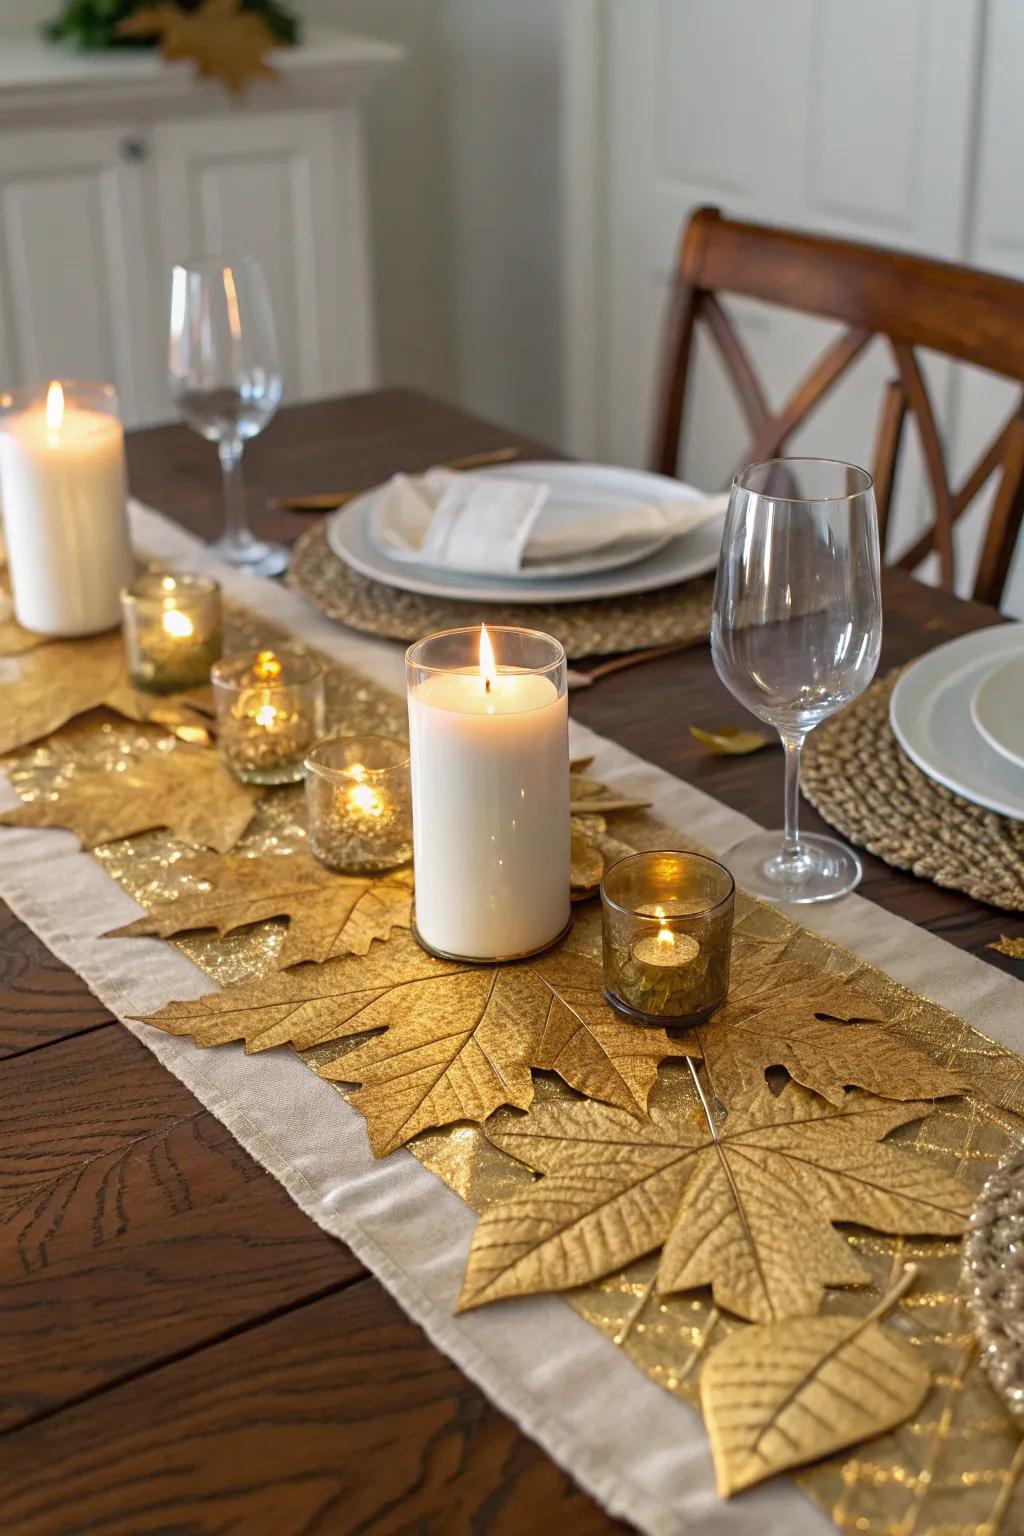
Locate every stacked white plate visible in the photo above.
<box><xmin>325</xmin><ymin>462</ymin><xmax>727</xmax><ymax>605</ymax></box>
<box><xmin>890</xmin><ymin>624</ymin><xmax>1024</xmax><ymax>821</ymax></box>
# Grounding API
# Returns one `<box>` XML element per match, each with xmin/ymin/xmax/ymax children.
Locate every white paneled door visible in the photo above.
<box><xmin>583</xmin><ymin>0</ymin><xmax>985</xmax><ymax>574</ymax></box>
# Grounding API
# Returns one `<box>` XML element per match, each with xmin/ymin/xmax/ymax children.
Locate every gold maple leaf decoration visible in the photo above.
<box><xmin>701</xmin><ymin>1265</ymin><xmax>929</xmax><ymax>1496</ymax></box>
<box><xmin>119</xmin><ymin>0</ymin><xmax>279</xmax><ymax>97</ymax></box>
<box><xmin>457</xmin><ymin>1078</ymin><xmax>970</xmax><ymax>1322</ymax></box>
<box><xmin>0</xmin><ymin>630</ymin><xmax>215</xmax><ymax>754</ymax></box>
<box><xmin>0</xmin><ymin>745</ymin><xmax>257</xmax><ymax>852</ymax></box>
<box><xmin>107</xmin><ymin>848</ymin><xmax>412</xmax><ymax>967</ymax></box>
<box><xmin>676</xmin><ymin>965</ymin><xmax>967</xmax><ymax>1109</ymax></box>
<box><xmin>138</xmin><ymin>929</ymin><xmax>684</xmax><ymax>1155</ymax></box>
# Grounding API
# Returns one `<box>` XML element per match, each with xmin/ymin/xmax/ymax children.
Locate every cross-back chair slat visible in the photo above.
<box><xmin>651</xmin><ymin>206</ymin><xmax>1024</xmax><ymax>607</ymax></box>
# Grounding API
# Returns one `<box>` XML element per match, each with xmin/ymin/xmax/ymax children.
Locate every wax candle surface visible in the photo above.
<box><xmin>0</xmin><ymin>383</ymin><xmax>133</xmax><ymax>636</ymax></box>
<box><xmin>408</xmin><ymin>665</ymin><xmax>571</xmax><ymax>959</ymax></box>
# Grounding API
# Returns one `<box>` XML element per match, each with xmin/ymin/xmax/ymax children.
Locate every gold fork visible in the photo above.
<box><xmin>267</xmin><ymin>446</ymin><xmax>527</xmax><ymax>513</ymax></box>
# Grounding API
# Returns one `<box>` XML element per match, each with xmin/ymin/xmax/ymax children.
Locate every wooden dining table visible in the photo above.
<box><xmin>2</xmin><ymin>387</ymin><xmax>1021</xmax><ymax>1536</ymax></box>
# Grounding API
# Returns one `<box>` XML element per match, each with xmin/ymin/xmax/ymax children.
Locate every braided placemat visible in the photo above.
<box><xmin>802</xmin><ymin>668</ymin><xmax>1024</xmax><ymax>911</ymax></box>
<box><xmin>286</xmin><ymin>519</ymin><xmax>714</xmax><ymax>660</ymax></box>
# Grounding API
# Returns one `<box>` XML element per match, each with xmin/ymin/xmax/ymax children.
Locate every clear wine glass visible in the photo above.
<box><xmin>168</xmin><ymin>255</ymin><xmax>286</xmax><ymax>577</ymax></box>
<box><xmin>711</xmin><ymin>458</ymin><xmax>882</xmax><ymax>903</ymax></box>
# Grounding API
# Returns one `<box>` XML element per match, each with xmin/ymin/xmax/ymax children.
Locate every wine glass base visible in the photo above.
<box><xmin>209</xmin><ymin>534</ymin><xmax>289</xmax><ymax>579</ymax></box>
<box><xmin>723</xmin><ymin>830</ymin><xmax>863</xmax><ymax>905</ymax></box>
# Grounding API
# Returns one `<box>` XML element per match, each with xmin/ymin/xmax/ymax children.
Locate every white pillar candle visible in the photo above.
<box><xmin>0</xmin><ymin>380</ymin><xmax>133</xmax><ymax>636</ymax></box>
<box><xmin>407</xmin><ymin>625</ymin><xmax>571</xmax><ymax>961</ymax></box>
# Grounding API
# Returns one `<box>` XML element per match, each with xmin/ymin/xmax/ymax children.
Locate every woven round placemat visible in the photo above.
<box><xmin>802</xmin><ymin>668</ymin><xmax>1024</xmax><ymax>911</ymax></box>
<box><xmin>286</xmin><ymin>520</ymin><xmax>714</xmax><ymax>660</ymax></box>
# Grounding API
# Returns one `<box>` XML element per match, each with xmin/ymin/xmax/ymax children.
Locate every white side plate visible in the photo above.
<box><xmin>971</xmin><ymin>653</ymin><xmax>1024</xmax><ymax>772</ymax></box>
<box><xmin>889</xmin><ymin>624</ymin><xmax>1024</xmax><ymax>822</ymax></box>
<box><xmin>326</xmin><ymin>461</ymin><xmax>726</xmax><ymax>604</ymax></box>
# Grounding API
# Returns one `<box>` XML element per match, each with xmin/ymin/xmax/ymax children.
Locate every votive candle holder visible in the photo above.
<box><xmin>120</xmin><ymin>571</ymin><xmax>222</xmax><ymax>693</ymax></box>
<box><xmin>601</xmin><ymin>850</ymin><xmax>735</xmax><ymax>1025</ymax></box>
<box><xmin>305</xmin><ymin>734</ymin><xmax>413</xmax><ymax>873</ymax></box>
<box><xmin>212</xmin><ymin>648</ymin><xmax>325</xmax><ymax>785</ymax></box>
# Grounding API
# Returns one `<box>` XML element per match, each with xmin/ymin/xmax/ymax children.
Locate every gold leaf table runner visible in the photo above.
<box><xmin>2</xmin><ymin>501</ymin><xmax>1024</xmax><ymax>1536</ymax></box>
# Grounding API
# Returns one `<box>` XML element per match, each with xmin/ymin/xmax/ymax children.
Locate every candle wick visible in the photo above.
<box><xmin>485</xmin><ymin>677</ymin><xmax>492</xmax><ymax>694</ymax></box>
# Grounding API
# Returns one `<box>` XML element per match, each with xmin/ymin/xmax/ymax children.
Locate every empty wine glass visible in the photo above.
<box><xmin>168</xmin><ymin>255</ymin><xmax>286</xmax><ymax>577</ymax></box>
<box><xmin>711</xmin><ymin>458</ymin><xmax>882</xmax><ymax>903</ymax></box>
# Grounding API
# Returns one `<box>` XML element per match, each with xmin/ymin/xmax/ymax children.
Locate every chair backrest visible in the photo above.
<box><xmin>651</xmin><ymin>206</ymin><xmax>1024</xmax><ymax>606</ymax></box>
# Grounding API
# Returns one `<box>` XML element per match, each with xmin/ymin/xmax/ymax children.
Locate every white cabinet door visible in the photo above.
<box><xmin>150</xmin><ymin>109</ymin><xmax>376</xmax><ymax>416</ymax></box>
<box><xmin>0</xmin><ymin>124</ymin><xmax>162</xmax><ymax>424</ymax></box>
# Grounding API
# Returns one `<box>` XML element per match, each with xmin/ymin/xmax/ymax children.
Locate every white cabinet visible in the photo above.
<box><xmin>0</xmin><ymin>29</ymin><xmax>402</xmax><ymax>425</ymax></box>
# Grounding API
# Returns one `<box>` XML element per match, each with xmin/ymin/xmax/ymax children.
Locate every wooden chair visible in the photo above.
<box><xmin>651</xmin><ymin>206</ymin><xmax>1024</xmax><ymax>607</ymax></box>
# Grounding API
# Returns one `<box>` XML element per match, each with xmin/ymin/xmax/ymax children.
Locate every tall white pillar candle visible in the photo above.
<box><xmin>0</xmin><ymin>380</ymin><xmax>134</xmax><ymax>636</ymax></box>
<box><xmin>407</xmin><ymin>625</ymin><xmax>571</xmax><ymax>961</ymax></box>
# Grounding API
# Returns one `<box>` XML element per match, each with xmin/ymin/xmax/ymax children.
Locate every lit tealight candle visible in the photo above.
<box><xmin>601</xmin><ymin>853</ymin><xmax>735</xmax><ymax>1025</ymax></box>
<box><xmin>305</xmin><ymin>736</ymin><xmax>413</xmax><ymax>873</ymax></box>
<box><xmin>212</xmin><ymin>649</ymin><xmax>325</xmax><ymax>785</ymax></box>
<box><xmin>121</xmin><ymin>571</ymin><xmax>222</xmax><ymax>694</ymax></box>
<box><xmin>631</xmin><ymin>923</ymin><xmax>701</xmax><ymax>968</ymax></box>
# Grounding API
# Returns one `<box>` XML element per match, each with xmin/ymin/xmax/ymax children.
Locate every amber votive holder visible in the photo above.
<box><xmin>120</xmin><ymin>571</ymin><xmax>222</xmax><ymax>693</ymax></box>
<box><xmin>304</xmin><ymin>734</ymin><xmax>413</xmax><ymax>873</ymax></box>
<box><xmin>212</xmin><ymin>648</ymin><xmax>325</xmax><ymax>785</ymax></box>
<box><xmin>600</xmin><ymin>850</ymin><xmax>735</xmax><ymax>1026</ymax></box>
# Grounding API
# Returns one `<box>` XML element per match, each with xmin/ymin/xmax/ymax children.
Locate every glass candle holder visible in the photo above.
<box><xmin>407</xmin><ymin>624</ymin><xmax>571</xmax><ymax>963</ymax></box>
<box><xmin>212</xmin><ymin>648</ymin><xmax>325</xmax><ymax>785</ymax></box>
<box><xmin>121</xmin><ymin>571</ymin><xmax>222</xmax><ymax>693</ymax></box>
<box><xmin>601</xmin><ymin>851</ymin><xmax>735</xmax><ymax>1025</ymax></box>
<box><xmin>305</xmin><ymin>735</ymin><xmax>413</xmax><ymax>873</ymax></box>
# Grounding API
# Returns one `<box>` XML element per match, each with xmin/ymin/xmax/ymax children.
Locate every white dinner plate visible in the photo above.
<box><xmin>971</xmin><ymin>654</ymin><xmax>1024</xmax><ymax>771</ymax></box>
<box><xmin>890</xmin><ymin>624</ymin><xmax>1024</xmax><ymax>822</ymax></box>
<box><xmin>368</xmin><ymin>461</ymin><xmax>681</xmax><ymax>580</ymax></box>
<box><xmin>325</xmin><ymin>462</ymin><xmax>726</xmax><ymax>604</ymax></box>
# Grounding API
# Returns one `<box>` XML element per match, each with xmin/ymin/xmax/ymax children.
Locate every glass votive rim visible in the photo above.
<box><xmin>211</xmin><ymin>647</ymin><xmax>325</xmax><ymax>691</ymax></box>
<box><xmin>406</xmin><ymin>625</ymin><xmax>566</xmax><ymax>686</ymax></box>
<box><xmin>121</xmin><ymin>570</ymin><xmax>221</xmax><ymax>608</ymax></box>
<box><xmin>600</xmin><ymin>850</ymin><xmax>736</xmax><ymax>922</ymax></box>
<box><xmin>304</xmin><ymin>733</ymin><xmax>410</xmax><ymax>781</ymax></box>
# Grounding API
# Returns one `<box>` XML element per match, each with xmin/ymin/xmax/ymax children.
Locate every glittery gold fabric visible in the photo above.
<box><xmin>4</xmin><ymin>596</ymin><xmax>1023</xmax><ymax>1533</ymax></box>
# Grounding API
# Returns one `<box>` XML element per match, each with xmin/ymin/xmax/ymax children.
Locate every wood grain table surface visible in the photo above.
<box><xmin>2</xmin><ymin>387</ymin><xmax>1022</xmax><ymax>1536</ymax></box>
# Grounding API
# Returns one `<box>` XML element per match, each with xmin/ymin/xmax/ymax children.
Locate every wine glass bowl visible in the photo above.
<box><xmin>711</xmin><ymin>458</ymin><xmax>882</xmax><ymax>903</ymax></box>
<box><xmin>168</xmin><ymin>255</ymin><xmax>287</xmax><ymax>577</ymax></box>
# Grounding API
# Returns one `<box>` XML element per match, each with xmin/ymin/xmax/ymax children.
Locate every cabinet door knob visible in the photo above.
<box><xmin>120</xmin><ymin>136</ymin><xmax>149</xmax><ymax>163</ymax></box>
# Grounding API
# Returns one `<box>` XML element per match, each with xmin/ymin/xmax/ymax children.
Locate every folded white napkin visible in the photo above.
<box><xmin>371</xmin><ymin>467</ymin><xmax>727</xmax><ymax>577</ymax></box>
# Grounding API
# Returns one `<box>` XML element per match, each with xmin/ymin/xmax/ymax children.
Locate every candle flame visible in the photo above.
<box><xmin>657</xmin><ymin>926</ymin><xmax>674</xmax><ymax>950</ymax></box>
<box><xmin>162</xmin><ymin>608</ymin><xmax>194</xmax><ymax>640</ymax></box>
<box><xmin>479</xmin><ymin>624</ymin><xmax>496</xmax><ymax>694</ymax></box>
<box><xmin>348</xmin><ymin>781</ymin><xmax>383</xmax><ymax>817</ymax></box>
<box><xmin>45</xmin><ymin>381</ymin><xmax>65</xmax><ymax>433</ymax></box>
<box><xmin>254</xmin><ymin>650</ymin><xmax>282</xmax><ymax>683</ymax></box>
<box><xmin>254</xmin><ymin>703</ymin><xmax>278</xmax><ymax>728</ymax></box>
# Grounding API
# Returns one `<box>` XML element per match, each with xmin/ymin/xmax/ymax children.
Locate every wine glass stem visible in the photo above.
<box><xmin>218</xmin><ymin>436</ymin><xmax>248</xmax><ymax>548</ymax></box>
<box><xmin>781</xmin><ymin>732</ymin><xmax>805</xmax><ymax>864</ymax></box>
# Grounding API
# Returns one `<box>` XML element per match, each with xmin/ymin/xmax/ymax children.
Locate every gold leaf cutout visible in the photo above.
<box><xmin>119</xmin><ymin>0</ymin><xmax>279</xmax><ymax>97</ymax></box>
<box><xmin>677</xmin><ymin>966</ymin><xmax>967</xmax><ymax>1107</ymax></box>
<box><xmin>457</xmin><ymin>1076</ymin><xmax>970</xmax><ymax>1321</ymax></box>
<box><xmin>108</xmin><ymin>848</ymin><xmax>412</xmax><ymax>966</ymax></box>
<box><xmin>689</xmin><ymin>724</ymin><xmax>773</xmax><ymax>755</ymax></box>
<box><xmin>139</xmin><ymin>929</ymin><xmax>682</xmax><ymax>1155</ymax></box>
<box><xmin>701</xmin><ymin>1266</ymin><xmax>930</xmax><ymax>1495</ymax></box>
<box><xmin>989</xmin><ymin>934</ymin><xmax>1024</xmax><ymax>961</ymax></box>
<box><xmin>0</xmin><ymin>744</ymin><xmax>258</xmax><ymax>851</ymax></box>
